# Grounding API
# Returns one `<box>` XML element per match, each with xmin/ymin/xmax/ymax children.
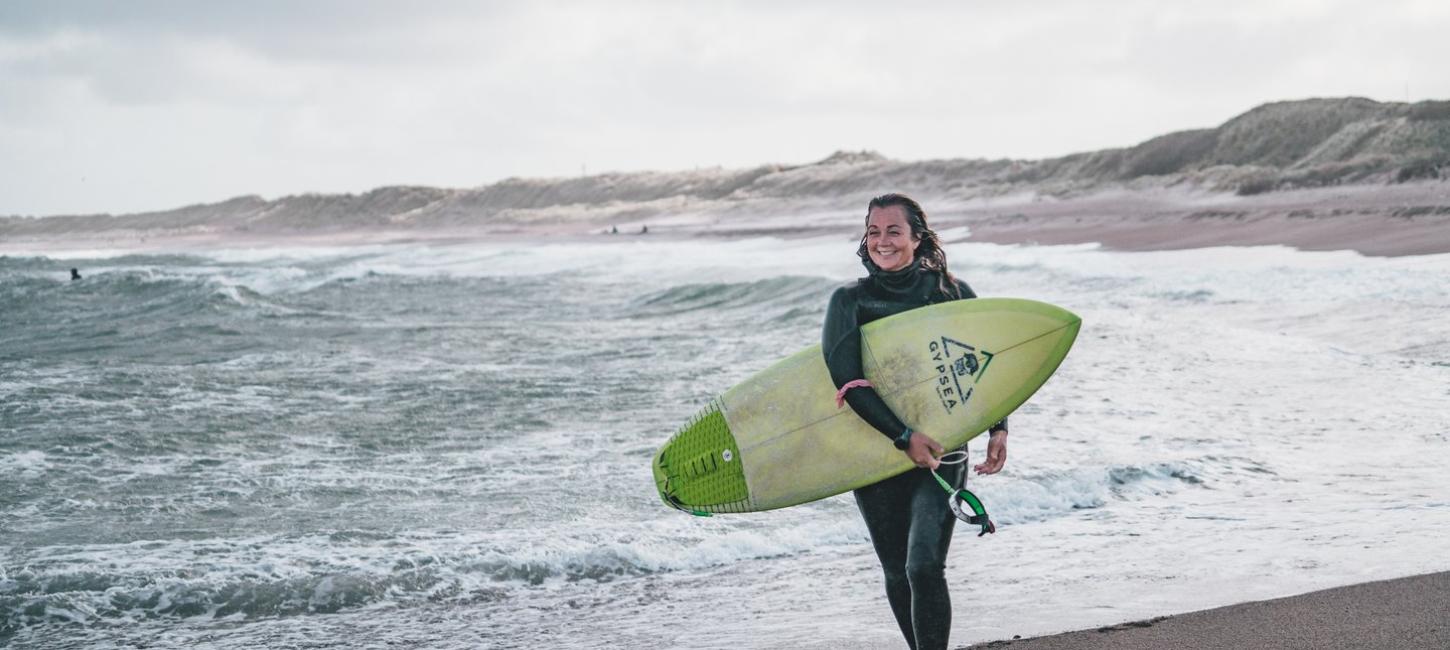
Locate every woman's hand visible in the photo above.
<box><xmin>974</xmin><ymin>430</ymin><xmax>1008</xmax><ymax>475</ymax></box>
<box><xmin>904</xmin><ymin>431</ymin><xmax>944</xmax><ymax>470</ymax></box>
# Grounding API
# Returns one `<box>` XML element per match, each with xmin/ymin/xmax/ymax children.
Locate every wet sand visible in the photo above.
<box><xmin>965</xmin><ymin>571</ymin><xmax>1450</xmax><ymax>650</ymax></box>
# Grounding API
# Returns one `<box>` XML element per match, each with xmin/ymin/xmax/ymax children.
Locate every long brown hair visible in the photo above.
<box><xmin>857</xmin><ymin>193</ymin><xmax>961</xmax><ymax>298</ymax></box>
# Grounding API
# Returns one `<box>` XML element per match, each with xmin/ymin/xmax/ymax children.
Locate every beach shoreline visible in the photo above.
<box><xmin>964</xmin><ymin>570</ymin><xmax>1450</xmax><ymax>649</ymax></box>
<box><xmin>3</xmin><ymin>181</ymin><xmax>1448</xmax><ymax>259</ymax></box>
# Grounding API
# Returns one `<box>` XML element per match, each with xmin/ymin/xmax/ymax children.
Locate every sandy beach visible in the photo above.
<box><xmin>967</xmin><ymin>571</ymin><xmax>1450</xmax><ymax>650</ymax></box>
<box><xmin>935</xmin><ymin>182</ymin><xmax>1450</xmax><ymax>258</ymax></box>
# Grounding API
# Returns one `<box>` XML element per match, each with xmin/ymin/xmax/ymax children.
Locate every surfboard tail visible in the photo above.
<box><xmin>652</xmin><ymin>398</ymin><xmax>753</xmax><ymax>514</ymax></box>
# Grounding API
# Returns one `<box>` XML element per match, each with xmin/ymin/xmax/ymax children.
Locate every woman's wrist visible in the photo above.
<box><xmin>893</xmin><ymin>427</ymin><xmax>913</xmax><ymax>450</ymax></box>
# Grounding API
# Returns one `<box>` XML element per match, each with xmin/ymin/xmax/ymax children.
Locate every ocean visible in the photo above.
<box><xmin>2</xmin><ymin>233</ymin><xmax>1448</xmax><ymax>649</ymax></box>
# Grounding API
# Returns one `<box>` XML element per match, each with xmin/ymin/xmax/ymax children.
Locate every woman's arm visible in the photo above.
<box><xmin>822</xmin><ymin>286</ymin><xmax>911</xmax><ymax>442</ymax></box>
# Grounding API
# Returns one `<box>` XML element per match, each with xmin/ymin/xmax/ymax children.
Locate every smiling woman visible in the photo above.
<box><xmin>824</xmin><ymin>193</ymin><xmax>1012</xmax><ymax>650</ymax></box>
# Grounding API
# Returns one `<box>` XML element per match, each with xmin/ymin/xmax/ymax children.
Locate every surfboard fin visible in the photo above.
<box><xmin>658</xmin><ymin>481</ymin><xmax>715</xmax><ymax>517</ymax></box>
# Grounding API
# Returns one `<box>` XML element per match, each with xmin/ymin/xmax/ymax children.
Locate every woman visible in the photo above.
<box><xmin>822</xmin><ymin>193</ymin><xmax>1009</xmax><ymax>650</ymax></box>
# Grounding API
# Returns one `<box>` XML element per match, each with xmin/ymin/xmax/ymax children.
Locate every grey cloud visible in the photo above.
<box><xmin>0</xmin><ymin>1</ymin><xmax>514</xmax><ymax>65</ymax></box>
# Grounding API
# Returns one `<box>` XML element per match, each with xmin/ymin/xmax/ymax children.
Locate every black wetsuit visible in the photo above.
<box><xmin>822</xmin><ymin>259</ymin><xmax>1006</xmax><ymax>650</ymax></box>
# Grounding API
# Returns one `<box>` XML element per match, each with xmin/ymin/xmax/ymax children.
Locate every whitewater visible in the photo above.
<box><xmin>2</xmin><ymin>233</ymin><xmax>1447</xmax><ymax>649</ymax></box>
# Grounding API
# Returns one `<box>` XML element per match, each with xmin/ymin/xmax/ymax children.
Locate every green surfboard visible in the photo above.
<box><xmin>652</xmin><ymin>298</ymin><xmax>1080</xmax><ymax>515</ymax></box>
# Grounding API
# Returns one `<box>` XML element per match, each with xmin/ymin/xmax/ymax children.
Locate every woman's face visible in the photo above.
<box><xmin>865</xmin><ymin>205</ymin><xmax>920</xmax><ymax>272</ymax></box>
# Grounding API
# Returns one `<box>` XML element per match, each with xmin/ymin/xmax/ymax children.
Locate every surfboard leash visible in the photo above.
<box><xmin>933</xmin><ymin>451</ymin><xmax>996</xmax><ymax>537</ymax></box>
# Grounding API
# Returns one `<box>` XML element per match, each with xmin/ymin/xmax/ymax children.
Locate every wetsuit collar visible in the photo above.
<box><xmin>869</xmin><ymin>257</ymin><xmax>922</xmax><ymax>287</ymax></box>
<box><xmin>866</xmin><ymin>257</ymin><xmax>935</xmax><ymax>302</ymax></box>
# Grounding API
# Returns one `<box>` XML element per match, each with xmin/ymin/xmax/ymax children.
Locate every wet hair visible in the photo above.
<box><xmin>858</xmin><ymin>193</ymin><xmax>961</xmax><ymax>298</ymax></box>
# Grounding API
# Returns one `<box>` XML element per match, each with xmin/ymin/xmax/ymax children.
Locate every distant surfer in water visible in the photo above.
<box><xmin>822</xmin><ymin>193</ymin><xmax>1009</xmax><ymax>650</ymax></box>
<box><xmin>70</xmin><ymin>268</ymin><xmax>82</xmax><ymax>281</ymax></box>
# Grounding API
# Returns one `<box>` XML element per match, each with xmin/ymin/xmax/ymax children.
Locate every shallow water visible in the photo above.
<box><xmin>2</xmin><ymin>235</ymin><xmax>1448</xmax><ymax>648</ymax></box>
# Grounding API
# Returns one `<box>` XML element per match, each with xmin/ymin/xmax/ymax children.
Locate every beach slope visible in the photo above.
<box><xmin>969</xmin><ymin>571</ymin><xmax>1450</xmax><ymax>650</ymax></box>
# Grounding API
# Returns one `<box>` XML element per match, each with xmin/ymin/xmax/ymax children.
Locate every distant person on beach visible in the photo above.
<box><xmin>822</xmin><ymin>193</ymin><xmax>1009</xmax><ymax>650</ymax></box>
<box><xmin>640</xmin><ymin>225</ymin><xmax>649</xmax><ymax>234</ymax></box>
<box><xmin>70</xmin><ymin>268</ymin><xmax>82</xmax><ymax>281</ymax></box>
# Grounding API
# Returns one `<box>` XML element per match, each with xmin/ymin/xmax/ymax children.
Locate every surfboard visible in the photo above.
<box><xmin>652</xmin><ymin>297</ymin><xmax>1080</xmax><ymax>514</ymax></box>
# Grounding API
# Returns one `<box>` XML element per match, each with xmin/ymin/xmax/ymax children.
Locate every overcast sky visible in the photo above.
<box><xmin>3</xmin><ymin>1</ymin><xmax>1448</xmax><ymax>216</ymax></box>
